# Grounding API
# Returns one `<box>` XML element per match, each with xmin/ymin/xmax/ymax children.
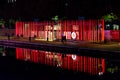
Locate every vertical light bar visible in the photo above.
<box><xmin>36</xmin><ymin>22</ymin><xmax>37</xmax><ymax>36</ymax></box>
<box><xmin>88</xmin><ymin>20</ymin><xmax>91</xmax><ymax>41</ymax></box>
<box><xmin>82</xmin><ymin>20</ymin><xmax>84</xmax><ymax>40</ymax></box>
<box><xmin>95</xmin><ymin>58</ymin><xmax>97</xmax><ymax>74</ymax></box>
<box><xmin>94</xmin><ymin>20</ymin><xmax>96</xmax><ymax>42</ymax></box>
<box><xmin>63</xmin><ymin>20</ymin><xmax>65</xmax><ymax>36</ymax></box>
<box><xmin>19</xmin><ymin>22</ymin><xmax>21</xmax><ymax>36</ymax></box>
<box><xmin>32</xmin><ymin>22</ymin><xmax>34</xmax><ymax>37</ymax></box>
<box><xmin>76</xmin><ymin>20</ymin><xmax>79</xmax><ymax>40</ymax></box>
<box><xmin>15</xmin><ymin>22</ymin><xmax>19</xmax><ymax>36</ymax></box>
<box><xmin>37</xmin><ymin>22</ymin><xmax>39</xmax><ymax>38</ymax></box>
<box><xmin>44</xmin><ymin>21</ymin><xmax>46</xmax><ymax>40</ymax></box>
<box><xmin>68</xmin><ymin>55</ymin><xmax>71</xmax><ymax>70</ymax></box>
<box><xmin>101</xmin><ymin>59</ymin><xmax>105</xmax><ymax>74</ymax></box>
<box><xmin>65</xmin><ymin>20</ymin><xmax>69</xmax><ymax>39</ymax></box>
<box><xmin>101</xmin><ymin>19</ymin><xmax>105</xmax><ymax>41</ymax></box>
<box><xmin>95</xmin><ymin>20</ymin><xmax>97</xmax><ymax>42</ymax></box>
<box><xmin>28</xmin><ymin>22</ymin><xmax>30</xmax><ymax>37</ymax></box>
<box><xmin>92</xmin><ymin>20</ymin><xmax>95</xmax><ymax>42</ymax></box>
<box><xmin>89</xmin><ymin>57</ymin><xmax>92</xmax><ymax>74</ymax></box>
<box><xmin>86</xmin><ymin>20</ymin><xmax>88</xmax><ymax>41</ymax></box>
<box><xmin>91</xmin><ymin>20</ymin><xmax>94</xmax><ymax>42</ymax></box>
<box><xmin>78</xmin><ymin>56</ymin><xmax>81</xmax><ymax>72</ymax></box>
<box><xmin>18</xmin><ymin>22</ymin><xmax>21</xmax><ymax>36</ymax></box>
<box><xmin>64</xmin><ymin>20</ymin><xmax>66</xmax><ymax>37</ymax></box>
<box><xmin>16</xmin><ymin>48</ymin><xmax>19</xmax><ymax>59</ymax></box>
<box><xmin>66</xmin><ymin>20</ymin><xmax>68</xmax><ymax>39</ymax></box>
<box><xmin>33</xmin><ymin>22</ymin><xmax>35</xmax><ymax>36</ymax></box>
<box><xmin>79</xmin><ymin>20</ymin><xmax>82</xmax><ymax>40</ymax></box>
<box><xmin>22</xmin><ymin>22</ymin><xmax>24</xmax><ymax>37</ymax></box>
<box><xmin>93</xmin><ymin>58</ymin><xmax>95</xmax><ymax>75</ymax></box>
<box><xmin>83</xmin><ymin>20</ymin><xmax>86</xmax><ymax>40</ymax></box>
<box><xmin>19</xmin><ymin>22</ymin><xmax>22</xmax><ymax>36</ymax></box>
<box><xmin>52</xmin><ymin>20</ymin><xmax>54</xmax><ymax>41</ymax></box>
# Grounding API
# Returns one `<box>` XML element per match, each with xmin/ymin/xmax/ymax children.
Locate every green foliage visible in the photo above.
<box><xmin>9</xmin><ymin>19</ymin><xmax>15</xmax><ymax>24</ymax></box>
<box><xmin>0</xmin><ymin>19</ymin><xmax>5</xmax><ymax>26</ymax></box>
<box><xmin>101</xmin><ymin>13</ymin><xmax>118</xmax><ymax>22</ymax></box>
<box><xmin>107</xmin><ymin>66</ymin><xmax>119</xmax><ymax>73</ymax></box>
<box><xmin>52</xmin><ymin>15</ymin><xmax>59</xmax><ymax>21</ymax></box>
<box><xmin>52</xmin><ymin>15</ymin><xmax>67</xmax><ymax>21</ymax></box>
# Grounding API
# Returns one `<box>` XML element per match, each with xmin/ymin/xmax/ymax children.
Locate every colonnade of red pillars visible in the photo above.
<box><xmin>16</xmin><ymin>20</ymin><xmax>104</xmax><ymax>42</ymax></box>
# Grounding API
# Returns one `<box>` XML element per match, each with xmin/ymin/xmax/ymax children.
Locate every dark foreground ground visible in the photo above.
<box><xmin>0</xmin><ymin>56</ymin><xmax>119</xmax><ymax>80</ymax></box>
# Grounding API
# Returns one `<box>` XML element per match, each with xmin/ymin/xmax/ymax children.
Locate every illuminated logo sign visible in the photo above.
<box><xmin>71</xmin><ymin>32</ymin><xmax>76</xmax><ymax>39</ymax></box>
<box><xmin>72</xmin><ymin>55</ymin><xmax>76</xmax><ymax>60</ymax></box>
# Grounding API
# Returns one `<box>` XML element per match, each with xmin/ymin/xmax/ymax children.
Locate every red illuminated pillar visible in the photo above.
<box><xmin>91</xmin><ymin>20</ymin><xmax>94</xmax><ymax>42</ymax></box>
<box><xmin>66</xmin><ymin>20</ymin><xmax>68</xmax><ymax>39</ymax></box>
<box><xmin>63</xmin><ymin>20</ymin><xmax>66</xmax><ymax>38</ymax></box>
<box><xmin>28</xmin><ymin>22</ymin><xmax>31</xmax><ymax>37</ymax></box>
<box><xmin>22</xmin><ymin>22</ymin><xmax>24</xmax><ymax>37</ymax></box>
<box><xmin>83</xmin><ymin>20</ymin><xmax>86</xmax><ymax>40</ymax></box>
<box><xmin>15</xmin><ymin>22</ymin><xmax>19</xmax><ymax>36</ymax></box>
<box><xmin>78</xmin><ymin>20</ymin><xmax>83</xmax><ymax>40</ymax></box>
<box><xmin>52</xmin><ymin>21</ymin><xmax>54</xmax><ymax>41</ymax></box>
<box><xmin>76</xmin><ymin>20</ymin><xmax>79</xmax><ymax>40</ymax></box>
<box><xmin>101</xmin><ymin>20</ymin><xmax>105</xmax><ymax>42</ymax></box>
<box><xmin>88</xmin><ymin>20</ymin><xmax>91</xmax><ymax>41</ymax></box>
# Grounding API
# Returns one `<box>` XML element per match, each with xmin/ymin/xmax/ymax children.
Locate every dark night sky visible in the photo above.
<box><xmin>0</xmin><ymin>0</ymin><xmax>119</xmax><ymax>20</ymax></box>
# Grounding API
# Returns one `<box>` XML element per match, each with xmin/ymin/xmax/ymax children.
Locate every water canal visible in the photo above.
<box><xmin>0</xmin><ymin>46</ymin><xmax>119</xmax><ymax>80</ymax></box>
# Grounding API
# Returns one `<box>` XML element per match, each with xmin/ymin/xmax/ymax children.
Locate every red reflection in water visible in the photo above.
<box><xmin>16</xmin><ymin>48</ymin><xmax>105</xmax><ymax>75</ymax></box>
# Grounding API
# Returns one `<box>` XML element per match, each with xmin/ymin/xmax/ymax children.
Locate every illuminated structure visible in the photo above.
<box><xmin>16</xmin><ymin>48</ymin><xmax>105</xmax><ymax>75</ymax></box>
<box><xmin>16</xmin><ymin>20</ymin><xmax>104</xmax><ymax>42</ymax></box>
<box><xmin>105</xmin><ymin>23</ymin><xmax>120</xmax><ymax>41</ymax></box>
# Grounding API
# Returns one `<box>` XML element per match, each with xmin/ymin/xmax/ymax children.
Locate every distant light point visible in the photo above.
<box><xmin>65</xmin><ymin>3</ymin><xmax>68</xmax><ymax>7</ymax></box>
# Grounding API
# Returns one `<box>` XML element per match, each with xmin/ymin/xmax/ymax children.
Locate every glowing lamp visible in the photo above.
<box><xmin>72</xmin><ymin>55</ymin><xmax>76</xmax><ymax>60</ymax></box>
<box><xmin>71</xmin><ymin>32</ymin><xmax>76</xmax><ymax>39</ymax></box>
<box><xmin>98</xmin><ymin>72</ymin><xmax>103</xmax><ymax>76</ymax></box>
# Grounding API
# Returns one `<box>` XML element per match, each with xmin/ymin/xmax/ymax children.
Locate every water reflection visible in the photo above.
<box><xmin>16</xmin><ymin>48</ymin><xmax>105</xmax><ymax>75</ymax></box>
<box><xmin>0</xmin><ymin>46</ymin><xmax>16</xmax><ymax>57</ymax></box>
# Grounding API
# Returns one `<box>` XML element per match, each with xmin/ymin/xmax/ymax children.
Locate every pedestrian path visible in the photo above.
<box><xmin>0</xmin><ymin>36</ymin><xmax>120</xmax><ymax>52</ymax></box>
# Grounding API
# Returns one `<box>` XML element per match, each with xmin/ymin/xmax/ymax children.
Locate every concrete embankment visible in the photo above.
<box><xmin>0</xmin><ymin>40</ymin><xmax>120</xmax><ymax>58</ymax></box>
<box><xmin>0</xmin><ymin>40</ymin><xmax>78</xmax><ymax>53</ymax></box>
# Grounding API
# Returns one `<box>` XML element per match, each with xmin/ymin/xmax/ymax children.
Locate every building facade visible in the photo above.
<box><xmin>16</xmin><ymin>20</ymin><xmax>104</xmax><ymax>42</ymax></box>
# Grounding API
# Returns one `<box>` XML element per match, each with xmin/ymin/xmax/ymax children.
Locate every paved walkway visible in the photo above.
<box><xmin>0</xmin><ymin>36</ymin><xmax>120</xmax><ymax>52</ymax></box>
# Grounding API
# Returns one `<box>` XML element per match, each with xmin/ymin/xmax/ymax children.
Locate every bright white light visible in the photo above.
<box><xmin>98</xmin><ymin>72</ymin><xmax>103</xmax><ymax>76</ymax></box>
<box><xmin>72</xmin><ymin>55</ymin><xmax>76</xmax><ymax>60</ymax></box>
<box><xmin>106</xmin><ymin>24</ymin><xmax>110</xmax><ymax>27</ymax></box>
<box><xmin>71</xmin><ymin>32</ymin><xmax>76</xmax><ymax>39</ymax></box>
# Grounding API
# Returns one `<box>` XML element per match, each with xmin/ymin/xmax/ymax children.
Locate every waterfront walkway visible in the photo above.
<box><xmin>0</xmin><ymin>36</ymin><xmax>120</xmax><ymax>53</ymax></box>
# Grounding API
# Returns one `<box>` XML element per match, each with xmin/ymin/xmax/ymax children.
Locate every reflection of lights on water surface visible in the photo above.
<box><xmin>16</xmin><ymin>48</ymin><xmax>106</xmax><ymax>75</ymax></box>
<box><xmin>45</xmin><ymin>52</ymin><xmax>62</xmax><ymax>67</ymax></box>
<box><xmin>2</xmin><ymin>51</ymin><xmax>6</xmax><ymax>56</ymax></box>
<box><xmin>98</xmin><ymin>72</ymin><xmax>103</xmax><ymax>76</ymax></box>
